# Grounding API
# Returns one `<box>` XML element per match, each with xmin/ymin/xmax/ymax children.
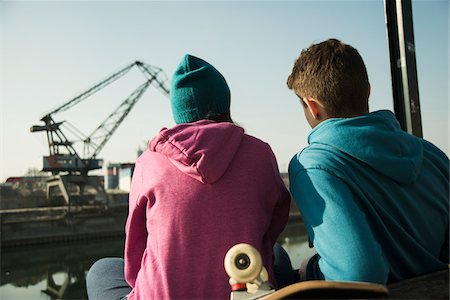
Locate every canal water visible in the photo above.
<box><xmin>0</xmin><ymin>236</ymin><xmax>313</xmax><ymax>299</ymax></box>
<box><xmin>1</xmin><ymin>238</ymin><xmax>125</xmax><ymax>300</ymax></box>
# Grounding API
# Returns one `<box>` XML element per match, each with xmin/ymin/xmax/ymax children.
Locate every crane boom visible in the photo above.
<box><xmin>136</xmin><ymin>62</ymin><xmax>170</xmax><ymax>96</ymax></box>
<box><xmin>45</xmin><ymin>61</ymin><xmax>138</xmax><ymax>117</ymax></box>
<box><xmin>84</xmin><ymin>80</ymin><xmax>153</xmax><ymax>159</ymax></box>
<box><xmin>31</xmin><ymin>60</ymin><xmax>170</xmax><ymax>175</ymax></box>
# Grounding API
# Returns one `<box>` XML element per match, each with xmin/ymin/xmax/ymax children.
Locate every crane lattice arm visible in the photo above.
<box><xmin>136</xmin><ymin>62</ymin><xmax>170</xmax><ymax>97</ymax></box>
<box><xmin>84</xmin><ymin>80</ymin><xmax>153</xmax><ymax>159</ymax></box>
<box><xmin>31</xmin><ymin>60</ymin><xmax>170</xmax><ymax>175</ymax></box>
<box><xmin>46</xmin><ymin>61</ymin><xmax>139</xmax><ymax>116</ymax></box>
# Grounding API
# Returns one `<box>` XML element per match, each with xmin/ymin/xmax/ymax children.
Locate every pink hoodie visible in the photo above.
<box><xmin>124</xmin><ymin>120</ymin><xmax>290</xmax><ymax>299</ymax></box>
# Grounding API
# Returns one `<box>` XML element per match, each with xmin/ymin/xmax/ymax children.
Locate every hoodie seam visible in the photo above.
<box><xmin>154</xmin><ymin>129</ymin><xmax>207</xmax><ymax>182</ymax></box>
<box><xmin>291</xmin><ymin>164</ymin><xmax>348</xmax><ymax>188</ymax></box>
<box><xmin>308</xmin><ymin>110</ymin><xmax>423</xmax><ymax>184</ymax></box>
<box><xmin>151</xmin><ymin>122</ymin><xmax>244</xmax><ymax>184</ymax></box>
<box><xmin>156</xmin><ymin>131</ymin><xmax>196</xmax><ymax>167</ymax></box>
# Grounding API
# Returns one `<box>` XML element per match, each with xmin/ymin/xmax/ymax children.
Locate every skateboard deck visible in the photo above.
<box><xmin>224</xmin><ymin>243</ymin><xmax>389</xmax><ymax>299</ymax></box>
<box><xmin>260</xmin><ymin>280</ymin><xmax>389</xmax><ymax>299</ymax></box>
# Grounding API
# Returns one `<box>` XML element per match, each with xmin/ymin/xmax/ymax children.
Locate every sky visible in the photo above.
<box><xmin>0</xmin><ymin>0</ymin><xmax>448</xmax><ymax>182</ymax></box>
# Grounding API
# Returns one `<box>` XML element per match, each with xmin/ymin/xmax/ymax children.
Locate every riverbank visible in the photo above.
<box><xmin>1</xmin><ymin>204</ymin><xmax>127</xmax><ymax>247</ymax></box>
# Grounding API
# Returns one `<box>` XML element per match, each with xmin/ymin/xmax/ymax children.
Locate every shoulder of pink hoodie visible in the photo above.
<box><xmin>124</xmin><ymin>120</ymin><xmax>291</xmax><ymax>299</ymax></box>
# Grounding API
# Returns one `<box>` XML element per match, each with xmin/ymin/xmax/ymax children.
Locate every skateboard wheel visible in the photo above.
<box><xmin>224</xmin><ymin>243</ymin><xmax>263</xmax><ymax>283</ymax></box>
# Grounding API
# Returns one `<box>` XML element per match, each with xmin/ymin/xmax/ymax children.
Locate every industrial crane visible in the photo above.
<box><xmin>31</xmin><ymin>61</ymin><xmax>169</xmax><ymax>175</ymax></box>
<box><xmin>30</xmin><ymin>61</ymin><xmax>169</xmax><ymax>207</ymax></box>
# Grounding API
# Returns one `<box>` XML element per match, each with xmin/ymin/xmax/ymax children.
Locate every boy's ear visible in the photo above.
<box><xmin>303</xmin><ymin>98</ymin><xmax>321</xmax><ymax>119</ymax></box>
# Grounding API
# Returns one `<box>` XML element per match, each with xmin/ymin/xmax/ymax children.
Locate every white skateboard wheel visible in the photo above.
<box><xmin>224</xmin><ymin>243</ymin><xmax>263</xmax><ymax>283</ymax></box>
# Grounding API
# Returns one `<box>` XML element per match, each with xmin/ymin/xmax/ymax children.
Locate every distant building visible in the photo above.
<box><xmin>105</xmin><ymin>163</ymin><xmax>135</xmax><ymax>192</ymax></box>
<box><xmin>105</xmin><ymin>163</ymin><xmax>120</xmax><ymax>190</ymax></box>
<box><xmin>119</xmin><ymin>163</ymin><xmax>135</xmax><ymax>192</ymax></box>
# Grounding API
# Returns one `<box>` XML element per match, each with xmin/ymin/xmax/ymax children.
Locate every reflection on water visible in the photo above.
<box><xmin>1</xmin><ymin>238</ymin><xmax>125</xmax><ymax>300</ymax></box>
<box><xmin>0</xmin><ymin>233</ymin><xmax>310</xmax><ymax>299</ymax></box>
<box><xmin>281</xmin><ymin>236</ymin><xmax>316</xmax><ymax>268</ymax></box>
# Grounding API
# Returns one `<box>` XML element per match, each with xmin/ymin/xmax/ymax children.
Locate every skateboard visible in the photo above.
<box><xmin>259</xmin><ymin>280</ymin><xmax>389</xmax><ymax>299</ymax></box>
<box><xmin>224</xmin><ymin>243</ymin><xmax>389</xmax><ymax>299</ymax></box>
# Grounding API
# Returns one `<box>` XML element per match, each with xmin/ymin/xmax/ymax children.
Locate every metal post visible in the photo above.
<box><xmin>384</xmin><ymin>0</ymin><xmax>423</xmax><ymax>137</ymax></box>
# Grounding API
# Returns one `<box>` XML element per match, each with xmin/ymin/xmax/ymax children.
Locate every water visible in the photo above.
<box><xmin>281</xmin><ymin>236</ymin><xmax>316</xmax><ymax>269</ymax></box>
<box><xmin>0</xmin><ymin>236</ymin><xmax>313</xmax><ymax>299</ymax></box>
<box><xmin>1</xmin><ymin>238</ymin><xmax>125</xmax><ymax>300</ymax></box>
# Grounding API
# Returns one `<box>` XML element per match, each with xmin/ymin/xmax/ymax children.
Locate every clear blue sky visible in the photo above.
<box><xmin>0</xmin><ymin>0</ymin><xmax>448</xmax><ymax>181</ymax></box>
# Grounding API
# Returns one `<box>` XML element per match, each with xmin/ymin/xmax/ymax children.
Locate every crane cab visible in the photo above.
<box><xmin>42</xmin><ymin>155</ymin><xmax>103</xmax><ymax>173</ymax></box>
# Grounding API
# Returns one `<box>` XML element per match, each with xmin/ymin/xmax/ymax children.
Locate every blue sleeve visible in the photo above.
<box><xmin>289</xmin><ymin>164</ymin><xmax>389</xmax><ymax>284</ymax></box>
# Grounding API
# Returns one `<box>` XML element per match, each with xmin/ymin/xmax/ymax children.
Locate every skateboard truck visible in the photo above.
<box><xmin>224</xmin><ymin>243</ymin><xmax>275</xmax><ymax>300</ymax></box>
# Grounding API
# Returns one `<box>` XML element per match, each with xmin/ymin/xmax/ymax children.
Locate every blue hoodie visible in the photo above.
<box><xmin>289</xmin><ymin>110</ymin><xmax>449</xmax><ymax>284</ymax></box>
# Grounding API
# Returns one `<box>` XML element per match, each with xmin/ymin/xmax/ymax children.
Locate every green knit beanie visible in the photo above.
<box><xmin>170</xmin><ymin>54</ymin><xmax>231</xmax><ymax>124</ymax></box>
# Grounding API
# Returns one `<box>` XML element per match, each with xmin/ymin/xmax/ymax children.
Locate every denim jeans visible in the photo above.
<box><xmin>273</xmin><ymin>243</ymin><xmax>297</xmax><ymax>288</ymax></box>
<box><xmin>86</xmin><ymin>244</ymin><xmax>295</xmax><ymax>299</ymax></box>
<box><xmin>86</xmin><ymin>257</ymin><xmax>131</xmax><ymax>300</ymax></box>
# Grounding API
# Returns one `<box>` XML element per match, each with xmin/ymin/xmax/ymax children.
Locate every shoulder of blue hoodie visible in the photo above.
<box><xmin>288</xmin><ymin>110</ymin><xmax>449</xmax><ymax>283</ymax></box>
<box><xmin>291</xmin><ymin>110</ymin><xmax>448</xmax><ymax>185</ymax></box>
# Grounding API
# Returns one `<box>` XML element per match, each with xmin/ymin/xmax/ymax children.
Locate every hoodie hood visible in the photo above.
<box><xmin>149</xmin><ymin>120</ymin><xmax>244</xmax><ymax>184</ymax></box>
<box><xmin>308</xmin><ymin>110</ymin><xmax>423</xmax><ymax>184</ymax></box>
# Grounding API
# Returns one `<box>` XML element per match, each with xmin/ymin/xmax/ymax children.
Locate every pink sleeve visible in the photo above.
<box><xmin>266</xmin><ymin>148</ymin><xmax>291</xmax><ymax>246</ymax></box>
<box><xmin>124</xmin><ymin>163</ymin><xmax>148</xmax><ymax>288</ymax></box>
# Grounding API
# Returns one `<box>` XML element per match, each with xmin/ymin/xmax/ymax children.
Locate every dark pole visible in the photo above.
<box><xmin>384</xmin><ymin>0</ymin><xmax>423</xmax><ymax>137</ymax></box>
